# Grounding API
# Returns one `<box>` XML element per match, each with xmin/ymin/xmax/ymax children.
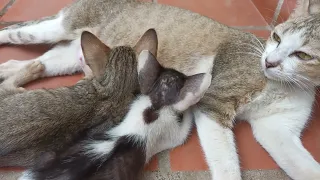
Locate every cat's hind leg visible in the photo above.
<box><xmin>0</xmin><ymin>13</ymin><xmax>75</xmax><ymax>45</ymax></box>
<box><xmin>0</xmin><ymin>39</ymin><xmax>81</xmax><ymax>78</ymax></box>
<box><xmin>0</xmin><ymin>61</ymin><xmax>44</xmax><ymax>89</ymax></box>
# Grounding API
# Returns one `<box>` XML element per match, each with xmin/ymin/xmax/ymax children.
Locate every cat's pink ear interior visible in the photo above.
<box><xmin>290</xmin><ymin>0</ymin><xmax>320</xmax><ymax>19</ymax></box>
<box><xmin>80</xmin><ymin>31</ymin><xmax>111</xmax><ymax>79</ymax></box>
<box><xmin>173</xmin><ymin>73</ymin><xmax>212</xmax><ymax>112</ymax></box>
<box><xmin>137</xmin><ymin>50</ymin><xmax>163</xmax><ymax>94</ymax></box>
<box><xmin>134</xmin><ymin>29</ymin><xmax>158</xmax><ymax>57</ymax></box>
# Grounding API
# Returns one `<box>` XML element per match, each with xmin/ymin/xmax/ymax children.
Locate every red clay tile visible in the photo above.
<box><xmin>170</xmin><ymin>128</ymin><xmax>208</xmax><ymax>171</ymax></box>
<box><xmin>1</xmin><ymin>0</ymin><xmax>74</xmax><ymax>21</ymax></box>
<box><xmin>251</xmin><ymin>0</ymin><xmax>279</xmax><ymax>24</ymax></box>
<box><xmin>158</xmin><ymin>0</ymin><xmax>267</xmax><ymax>26</ymax></box>
<box><xmin>303</xmin><ymin>94</ymin><xmax>320</xmax><ymax>162</ymax></box>
<box><xmin>246</xmin><ymin>30</ymin><xmax>271</xmax><ymax>39</ymax></box>
<box><xmin>144</xmin><ymin>156</ymin><xmax>158</xmax><ymax>171</ymax></box>
<box><xmin>277</xmin><ymin>0</ymin><xmax>297</xmax><ymax>24</ymax></box>
<box><xmin>235</xmin><ymin>121</ymin><xmax>279</xmax><ymax>170</ymax></box>
<box><xmin>0</xmin><ymin>0</ymin><xmax>10</xmax><ymax>12</ymax></box>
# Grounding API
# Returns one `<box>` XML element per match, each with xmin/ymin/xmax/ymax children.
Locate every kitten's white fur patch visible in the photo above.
<box><xmin>85</xmin><ymin>141</ymin><xmax>116</xmax><ymax>159</ymax></box>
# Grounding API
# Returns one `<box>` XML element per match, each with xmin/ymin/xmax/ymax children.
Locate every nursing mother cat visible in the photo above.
<box><xmin>0</xmin><ymin>0</ymin><xmax>320</xmax><ymax>179</ymax></box>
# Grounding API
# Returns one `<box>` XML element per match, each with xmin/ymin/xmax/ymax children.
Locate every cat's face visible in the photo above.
<box><xmin>262</xmin><ymin>0</ymin><xmax>320</xmax><ymax>86</ymax></box>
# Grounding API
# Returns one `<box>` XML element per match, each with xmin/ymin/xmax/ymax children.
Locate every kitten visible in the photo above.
<box><xmin>0</xmin><ymin>0</ymin><xmax>320</xmax><ymax>180</ymax></box>
<box><xmin>19</xmin><ymin>50</ymin><xmax>209</xmax><ymax>180</ymax></box>
<box><xmin>0</xmin><ymin>29</ymin><xmax>155</xmax><ymax>168</ymax></box>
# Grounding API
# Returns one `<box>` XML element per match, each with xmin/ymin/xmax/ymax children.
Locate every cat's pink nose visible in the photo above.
<box><xmin>265</xmin><ymin>59</ymin><xmax>280</xmax><ymax>68</ymax></box>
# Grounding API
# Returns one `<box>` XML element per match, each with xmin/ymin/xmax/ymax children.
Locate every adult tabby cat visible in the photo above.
<box><xmin>0</xmin><ymin>0</ymin><xmax>319</xmax><ymax>179</ymax></box>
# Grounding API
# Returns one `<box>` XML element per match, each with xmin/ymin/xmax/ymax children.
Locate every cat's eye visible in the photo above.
<box><xmin>273</xmin><ymin>33</ymin><xmax>281</xmax><ymax>43</ymax></box>
<box><xmin>293</xmin><ymin>51</ymin><xmax>313</xmax><ymax>60</ymax></box>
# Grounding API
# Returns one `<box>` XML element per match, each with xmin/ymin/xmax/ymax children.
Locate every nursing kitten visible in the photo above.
<box><xmin>19</xmin><ymin>50</ymin><xmax>208</xmax><ymax>180</ymax></box>
<box><xmin>0</xmin><ymin>29</ymin><xmax>156</xmax><ymax>167</ymax></box>
<box><xmin>0</xmin><ymin>0</ymin><xmax>320</xmax><ymax>179</ymax></box>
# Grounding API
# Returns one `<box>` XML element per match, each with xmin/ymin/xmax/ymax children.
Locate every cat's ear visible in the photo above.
<box><xmin>289</xmin><ymin>0</ymin><xmax>320</xmax><ymax>19</ymax></box>
<box><xmin>80</xmin><ymin>31</ymin><xmax>111</xmax><ymax>79</ymax></box>
<box><xmin>134</xmin><ymin>29</ymin><xmax>158</xmax><ymax>57</ymax></box>
<box><xmin>138</xmin><ymin>50</ymin><xmax>163</xmax><ymax>94</ymax></box>
<box><xmin>173</xmin><ymin>73</ymin><xmax>212</xmax><ymax>112</ymax></box>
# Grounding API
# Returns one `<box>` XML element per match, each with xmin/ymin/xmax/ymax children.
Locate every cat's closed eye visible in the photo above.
<box><xmin>273</xmin><ymin>32</ymin><xmax>281</xmax><ymax>43</ymax></box>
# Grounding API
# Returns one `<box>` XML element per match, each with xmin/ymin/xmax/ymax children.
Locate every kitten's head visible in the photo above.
<box><xmin>262</xmin><ymin>0</ymin><xmax>320</xmax><ymax>86</ymax></box>
<box><xmin>137</xmin><ymin>50</ymin><xmax>212</xmax><ymax>112</ymax></box>
<box><xmin>79</xmin><ymin>29</ymin><xmax>158</xmax><ymax>95</ymax></box>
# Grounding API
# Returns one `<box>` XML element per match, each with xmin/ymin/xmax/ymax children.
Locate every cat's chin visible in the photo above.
<box><xmin>263</xmin><ymin>69</ymin><xmax>284</xmax><ymax>82</ymax></box>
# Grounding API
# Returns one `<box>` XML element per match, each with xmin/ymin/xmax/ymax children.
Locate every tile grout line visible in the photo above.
<box><xmin>157</xmin><ymin>150</ymin><xmax>171</xmax><ymax>172</ymax></box>
<box><xmin>0</xmin><ymin>0</ymin><xmax>16</xmax><ymax>19</ymax></box>
<box><xmin>271</xmin><ymin>0</ymin><xmax>284</xmax><ymax>28</ymax></box>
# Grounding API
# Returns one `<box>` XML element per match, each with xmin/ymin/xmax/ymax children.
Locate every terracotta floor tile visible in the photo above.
<box><xmin>235</xmin><ymin>121</ymin><xmax>279</xmax><ymax>170</ymax></box>
<box><xmin>245</xmin><ymin>30</ymin><xmax>271</xmax><ymax>39</ymax></box>
<box><xmin>170</xmin><ymin>128</ymin><xmax>208</xmax><ymax>171</ymax></box>
<box><xmin>277</xmin><ymin>0</ymin><xmax>296</xmax><ymax>24</ymax></box>
<box><xmin>251</xmin><ymin>0</ymin><xmax>279</xmax><ymax>24</ymax></box>
<box><xmin>1</xmin><ymin>0</ymin><xmax>74</xmax><ymax>21</ymax></box>
<box><xmin>158</xmin><ymin>0</ymin><xmax>267</xmax><ymax>26</ymax></box>
<box><xmin>144</xmin><ymin>157</ymin><xmax>158</xmax><ymax>171</ymax></box>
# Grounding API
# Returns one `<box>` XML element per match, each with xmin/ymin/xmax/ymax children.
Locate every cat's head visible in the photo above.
<box><xmin>79</xmin><ymin>29</ymin><xmax>158</xmax><ymax>95</ymax></box>
<box><xmin>262</xmin><ymin>0</ymin><xmax>320</xmax><ymax>86</ymax></box>
<box><xmin>137</xmin><ymin>50</ymin><xmax>212</xmax><ymax>112</ymax></box>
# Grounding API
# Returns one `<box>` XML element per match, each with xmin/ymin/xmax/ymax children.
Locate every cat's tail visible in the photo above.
<box><xmin>18</xmin><ymin>133</ymin><xmax>119</xmax><ymax>180</ymax></box>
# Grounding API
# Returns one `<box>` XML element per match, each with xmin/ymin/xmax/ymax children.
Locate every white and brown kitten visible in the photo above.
<box><xmin>19</xmin><ymin>50</ymin><xmax>210</xmax><ymax>180</ymax></box>
<box><xmin>0</xmin><ymin>0</ymin><xmax>320</xmax><ymax>180</ymax></box>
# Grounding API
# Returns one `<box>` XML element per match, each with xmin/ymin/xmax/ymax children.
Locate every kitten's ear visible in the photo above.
<box><xmin>289</xmin><ymin>0</ymin><xmax>320</xmax><ymax>19</ymax></box>
<box><xmin>173</xmin><ymin>73</ymin><xmax>212</xmax><ymax>112</ymax></box>
<box><xmin>138</xmin><ymin>50</ymin><xmax>163</xmax><ymax>94</ymax></box>
<box><xmin>80</xmin><ymin>31</ymin><xmax>111</xmax><ymax>79</ymax></box>
<box><xmin>134</xmin><ymin>29</ymin><xmax>158</xmax><ymax>57</ymax></box>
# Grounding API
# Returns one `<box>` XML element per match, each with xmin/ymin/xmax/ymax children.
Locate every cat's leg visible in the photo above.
<box><xmin>0</xmin><ymin>61</ymin><xmax>44</xmax><ymax>98</ymax></box>
<box><xmin>195</xmin><ymin>110</ymin><xmax>241</xmax><ymax>180</ymax></box>
<box><xmin>248</xmin><ymin>99</ymin><xmax>320</xmax><ymax>180</ymax></box>
<box><xmin>0</xmin><ymin>13</ymin><xmax>75</xmax><ymax>45</ymax></box>
<box><xmin>0</xmin><ymin>39</ymin><xmax>81</xmax><ymax>78</ymax></box>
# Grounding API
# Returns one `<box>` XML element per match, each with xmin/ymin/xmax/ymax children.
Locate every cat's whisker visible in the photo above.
<box><xmin>251</xmin><ymin>35</ymin><xmax>265</xmax><ymax>51</ymax></box>
<box><xmin>237</xmin><ymin>42</ymin><xmax>264</xmax><ymax>55</ymax></box>
<box><xmin>234</xmin><ymin>52</ymin><xmax>262</xmax><ymax>58</ymax></box>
